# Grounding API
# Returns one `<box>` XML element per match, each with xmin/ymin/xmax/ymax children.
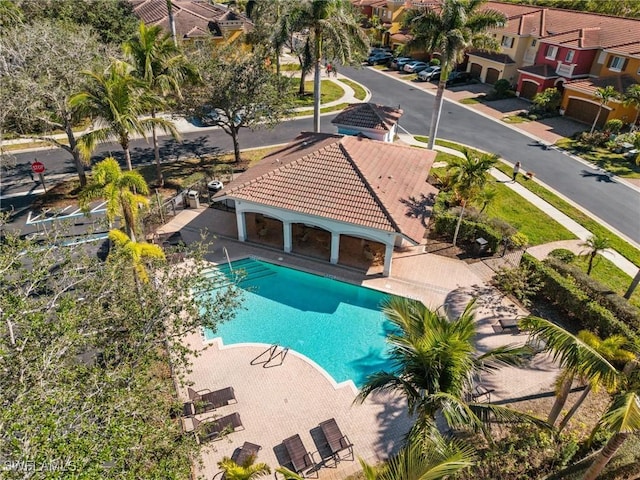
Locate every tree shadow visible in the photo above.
<box><xmin>580</xmin><ymin>169</ymin><xmax>615</xmax><ymax>183</ymax></box>
<box><xmin>401</xmin><ymin>193</ymin><xmax>436</xmax><ymax>227</ymax></box>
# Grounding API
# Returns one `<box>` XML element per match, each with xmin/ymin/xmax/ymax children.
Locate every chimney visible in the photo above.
<box><xmin>540</xmin><ymin>9</ymin><xmax>547</xmax><ymax>36</ymax></box>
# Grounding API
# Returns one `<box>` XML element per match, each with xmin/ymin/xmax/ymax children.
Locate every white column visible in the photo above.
<box><xmin>330</xmin><ymin>232</ymin><xmax>340</xmax><ymax>264</ymax></box>
<box><xmin>236</xmin><ymin>210</ymin><xmax>247</xmax><ymax>242</ymax></box>
<box><xmin>283</xmin><ymin>221</ymin><xmax>292</xmax><ymax>253</ymax></box>
<box><xmin>383</xmin><ymin>243</ymin><xmax>393</xmax><ymax>277</ymax></box>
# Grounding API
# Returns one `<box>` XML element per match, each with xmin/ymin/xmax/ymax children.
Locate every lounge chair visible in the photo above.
<box><xmin>319</xmin><ymin>418</ymin><xmax>353</xmax><ymax>461</ymax></box>
<box><xmin>232</xmin><ymin>442</ymin><xmax>262</xmax><ymax>466</ymax></box>
<box><xmin>193</xmin><ymin>412</ymin><xmax>243</xmax><ymax>443</ymax></box>
<box><xmin>283</xmin><ymin>434</ymin><xmax>316</xmax><ymax>475</ymax></box>
<box><xmin>183</xmin><ymin>386</ymin><xmax>236</xmax><ymax>416</ymax></box>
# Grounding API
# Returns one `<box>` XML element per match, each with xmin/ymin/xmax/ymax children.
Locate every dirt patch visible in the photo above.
<box><xmin>424</xmin><ymin>231</ymin><xmax>492</xmax><ymax>264</ymax></box>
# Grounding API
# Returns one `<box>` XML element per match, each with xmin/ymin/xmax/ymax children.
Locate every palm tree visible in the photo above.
<box><xmin>70</xmin><ymin>59</ymin><xmax>180</xmax><ymax>171</ymax></box>
<box><xmin>590</xmin><ymin>85</ymin><xmax>618</xmax><ymax>134</ymax></box>
<box><xmin>124</xmin><ymin>22</ymin><xmax>197</xmax><ymax>185</ymax></box>
<box><xmin>582</xmin><ymin>361</ymin><xmax>640</xmax><ymax>480</ymax></box>
<box><xmin>286</xmin><ymin>0</ymin><xmax>368</xmax><ymax>132</ymax></box>
<box><xmin>475</xmin><ymin>186</ymin><xmax>497</xmax><ymax>214</ymax></box>
<box><xmin>80</xmin><ymin>157</ymin><xmax>150</xmax><ymax>242</ymax></box>
<box><xmin>402</xmin><ymin>0</ymin><xmax>506</xmax><ymax>150</ymax></box>
<box><xmin>108</xmin><ymin>229</ymin><xmax>165</xmax><ymax>284</ymax></box>
<box><xmin>622</xmin><ymin>84</ymin><xmax>640</xmax><ymax>130</ymax></box>
<box><xmin>356</xmin><ymin>297</ymin><xmax>545</xmax><ymax>438</ymax></box>
<box><xmin>217</xmin><ymin>454</ymin><xmax>271</xmax><ymax>480</ymax></box>
<box><xmin>519</xmin><ymin>317</ymin><xmax>624</xmax><ymax>428</ymax></box>
<box><xmin>447</xmin><ymin>149</ymin><xmax>498</xmax><ymax>246</ymax></box>
<box><xmin>359</xmin><ymin>430</ymin><xmax>475</xmax><ymax>480</ymax></box>
<box><xmin>581</xmin><ymin>234</ymin><xmax>611</xmax><ymax>276</ymax></box>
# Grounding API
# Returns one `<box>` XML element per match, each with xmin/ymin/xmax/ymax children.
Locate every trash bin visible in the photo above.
<box><xmin>475</xmin><ymin>237</ymin><xmax>489</xmax><ymax>257</ymax></box>
<box><xmin>186</xmin><ymin>190</ymin><xmax>200</xmax><ymax>208</ymax></box>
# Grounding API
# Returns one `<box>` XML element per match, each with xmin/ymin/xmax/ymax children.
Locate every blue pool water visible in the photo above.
<box><xmin>203</xmin><ymin>259</ymin><xmax>395</xmax><ymax>388</ymax></box>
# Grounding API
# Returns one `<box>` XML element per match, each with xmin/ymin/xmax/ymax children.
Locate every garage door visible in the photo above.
<box><xmin>565</xmin><ymin>98</ymin><xmax>608</xmax><ymax>128</ymax></box>
<box><xmin>485</xmin><ymin>68</ymin><xmax>500</xmax><ymax>85</ymax></box>
<box><xmin>520</xmin><ymin>80</ymin><xmax>538</xmax><ymax>100</ymax></box>
<box><xmin>470</xmin><ymin>63</ymin><xmax>482</xmax><ymax>78</ymax></box>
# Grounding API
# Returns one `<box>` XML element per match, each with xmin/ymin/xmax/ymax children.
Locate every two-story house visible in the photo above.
<box><xmin>129</xmin><ymin>0</ymin><xmax>253</xmax><ymax>46</ymax></box>
<box><xmin>561</xmin><ymin>42</ymin><xmax>640</xmax><ymax>127</ymax></box>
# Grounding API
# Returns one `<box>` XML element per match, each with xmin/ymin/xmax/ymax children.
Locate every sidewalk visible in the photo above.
<box><xmin>399</xmin><ymin>132</ymin><xmax>640</xmax><ymax>279</ymax></box>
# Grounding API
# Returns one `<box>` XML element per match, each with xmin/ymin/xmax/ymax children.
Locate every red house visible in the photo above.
<box><xmin>517</xmin><ymin>27</ymin><xmax>600</xmax><ymax>100</ymax></box>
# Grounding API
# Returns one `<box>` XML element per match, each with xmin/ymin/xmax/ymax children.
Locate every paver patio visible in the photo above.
<box><xmin>159</xmin><ymin>207</ymin><xmax>561</xmax><ymax>479</ymax></box>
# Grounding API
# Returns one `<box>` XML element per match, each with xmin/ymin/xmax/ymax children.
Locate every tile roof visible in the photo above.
<box><xmin>606</xmin><ymin>41</ymin><xmax>640</xmax><ymax>57</ymax></box>
<box><xmin>564</xmin><ymin>74</ymin><xmax>638</xmax><ymax>96</ymax></box>
<box><xmin>129</xmin><ymin>0</ymin><xmax>251</xmax><ymax>39</ymax></box>
<box><xmin>216</xmin><ymin>133</ymin><xmax>438</xmax><ymax>243</ymax></box>
<box><xmin>331</xmin><ymin>103</ymin><xmax>403</xmax><ymax>132</ymax></box>
<box><xmin>468</xmin><ymin>50</ymin><xmax>515</xmax><ymax>64</ymax></box>
<box><xmin>517</xmin><ymin>64</ymin><xmax>558</xmax><ymax>78</ymax></box>
<box><xmin>543</xmin><ymin>28</ymin><xmax>601</xmax><ymax>49</ymax></box>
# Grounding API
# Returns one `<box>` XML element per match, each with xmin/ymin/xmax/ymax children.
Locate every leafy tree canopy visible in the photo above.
<box><xmin>0</xmin><ymin>224</ymin><xmax>242</xmax><ymax>478</ymax></box>
<box><xmin>12</xmin><ymin>0</ymin><xmax>140</xmax><ymax>44</ymax></box>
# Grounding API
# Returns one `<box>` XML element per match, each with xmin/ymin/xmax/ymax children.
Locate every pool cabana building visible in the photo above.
<box><xmin>213</xmin><ymin>132</ymin><xmax>438</xmax><ymax>276</ymax></box>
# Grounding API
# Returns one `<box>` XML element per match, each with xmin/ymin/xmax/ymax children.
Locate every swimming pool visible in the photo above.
<box><xmin>203</xmin><ymin>258</ymin><xmax>396</xmax><ymax>388</ymax></box>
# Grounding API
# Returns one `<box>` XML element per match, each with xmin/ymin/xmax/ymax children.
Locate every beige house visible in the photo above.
<box><xmin>331</xmin><ymin>103</ymin><xmax>403</xmax><ymax>142</ymax></box>
<box><xmin>213</xmin><ymin>132</ymin><xmax>438</xmax><ymax>277</ymax></box>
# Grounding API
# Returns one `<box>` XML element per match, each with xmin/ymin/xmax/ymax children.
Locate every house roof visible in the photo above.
<box><xmin>564</xmin><ymin>74</ymin><xmax>638</xmax><ymax>96</ymax></box>
<box><xmin>484</xmin><ymin>1</ymin><xmax>640</xmax><ymax>49</ymax></box>
<box><xmin>331</xmin><ymin>103</ymin><xmax>403</xmax><ymax>132</ymax></box>
<box><xmin>543</xmin><ymin>27</ymin><xmax>601</xmax><ymax>49</ymax></box>
<box><xmin>517</xmin><ymin>64</ymin><xmax>558</xmax><ymax>78</ymax></box>
<box><xmin>129</xmin><ymin>0</ymin><xmax>252</xmax><ymax>39</ymax></box>
<box><xmin>216</xmin><ymin>132</ymin><xmax>438</xmax><ymax>243</ymax></box>
<box><xmin>606</xmin><ymin>41</ymin><xmax>640</xmax><ymax>58</ymax></box>
<box><xmin>468</xmin><ymin>50</ymin><xmax>515</xmax><ymax>64</ymax></box>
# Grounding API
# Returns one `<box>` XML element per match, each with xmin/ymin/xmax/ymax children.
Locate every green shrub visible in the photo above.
<box><xmin>493</xmin><ymin>263</ymin><xmax>542</xmax><ymax>307</ymax></box>
<box><xmin>548</xmin><ymin>248</ymin><xmax>576</xmax><ymax>263</ymax></box>
<box><xmin>521</xmin><ymin>255</ymin><xmax>638</xmax><ymax>340</ymax></box>
<box><xmin>433</xmin><ymin>213</ymin><xmax>502</xmax><ymax>252</ymax></box>
<box><xmin>429</xmin><ymin>58</ymin><xmax>440</xmax><ymax>66</ymax></box>
<box><xmin>579</xmin><ymin>131</ymin><xmax>609</xmax><ymax>147</ymax></box>
<box><xmin>531</xmin><ymin>87</ymin><xmax>561</xmax><ymax>113</ymax></box>
<box><xmin>509</xmin><ymin>232</ymin><xmax>529</xmax><ymax>249</ymax></box>
<box><xmin>604</xmin><ymin>118</ymin><xmax>623</xmax><ymax>134</ymax></box>
<box><xmin>544</xmin><ymin>257</ymin><xmax>640</xmax><ymax>332</ymax></box>
<box><xmin>493</xmin><ymin>79</ymin><xmax>511</xmax><ymax>94</ymax></box>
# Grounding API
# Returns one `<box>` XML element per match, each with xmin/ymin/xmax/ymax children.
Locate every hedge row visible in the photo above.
<box><xmin>433</xmin><ymin>214</ymin><xmax>502</xmax><ymax>252</ymax></box>
<box><xmin>521</xmin><ymin>254</ymin><xmax>638</xmax><ymax>340</ymax></box>
<box><xmin>544</xmin><ymin>257</ymin><xmax>640</xmax><ymax>331</ymax></box>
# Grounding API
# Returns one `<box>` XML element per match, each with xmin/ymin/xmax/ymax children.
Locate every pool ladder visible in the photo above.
<box><xmin>250</xmin><ymin>344</ymin><xmax>289</xmax><ymax>368</ymax></box>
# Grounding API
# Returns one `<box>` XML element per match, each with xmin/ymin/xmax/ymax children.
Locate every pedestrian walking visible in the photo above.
<box><xmin>326</xmin><ymin>63</ymin><xmax>332</xmax><ymax>76</ymax></box>
<box><xmin>512</xmin><ymin>161</ymin><xmax>521</xmax><ymax>182</ymax></box>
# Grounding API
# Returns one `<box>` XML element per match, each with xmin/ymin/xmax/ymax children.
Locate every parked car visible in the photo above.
<box><xmin>369</xmin><ymin>47</ymin><xmax>391</xmax><ymax>56</ymax></box>
<box><xmin>389</xmin><ymin>57</ymin><xmax>412</xmax><ymax>70</ymax></box>
<box><xmin>403</xmin><ymin>61</ymin><xmax>430</xmax><ymax>73</ymax></box>
<box><xmin>367</xmin><ymin>52</ymin><xmax>393</xmax><ymax>65</ymax></box>
<box><xmin>417</xmin><ymin>65</ymin><xmax>441</xmax><ymax>81</ymax></box>
<box><xmin>207</xmin><ymin>180</ymin><xmax>223</xmax><ymax>193</ymax></box>
<box><xmin>446</xmin><ymin>71</ymin><xmax>474</xmax><ymax>86</ymax></box>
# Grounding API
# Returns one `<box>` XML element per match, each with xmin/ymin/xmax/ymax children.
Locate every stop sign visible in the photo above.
<box><xmin>31</xmin><ymin>161</ymin><xmax>45</xmax><ymax>174</ymax></box>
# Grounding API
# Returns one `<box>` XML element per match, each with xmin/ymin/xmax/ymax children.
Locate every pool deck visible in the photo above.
<box><xmin>160</xmin><ymin>207</ymin><xmax>560</xmax><ymax>479</ymax></box>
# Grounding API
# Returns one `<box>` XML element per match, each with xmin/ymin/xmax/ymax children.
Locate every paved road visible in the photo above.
<box><xmin>2</xmin><ymin>66</ymin><xmax>639</xmax><ymax>244</ymax></box>
<box><xmin>342</xmin><ymin>66</ymin><xmax>640</xmax><ymax>244</ymax></box>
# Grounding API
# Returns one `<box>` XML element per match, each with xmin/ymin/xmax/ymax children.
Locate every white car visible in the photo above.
<box><xmin>417</xmin><ymin>65</ymin><xmax>441</xmax><ymax>81</ymax></box>
<box><xmin>207</xmin><ymin>180</ymin><xmax>224</xmax><ymax>193</ymax></box>
<box><xmin>403</xmin><ymin>61</ymin><xmax>429</xmax><ymax>73</ymax></box>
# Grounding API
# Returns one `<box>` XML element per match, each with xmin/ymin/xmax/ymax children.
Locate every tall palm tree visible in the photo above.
<box><xmin>520</xmin><ymin>317</ymin><xmax>624</xmax><ymax>428</ymax></box>
<box><xmin>622</xmin><ymin>84</ymin><xmax>640</xmax><ymax>130</ymax></box>
<box><xmin>108</xmin><ymin>229</ymin><xmax>165</xmax><ymax>284</ymax></box>
<box><xmin>403</xmin><ymin>0</ymin><xmax>506</xmax><ymax>150</ymax></box>
<box><xmin>124</xmin><ymin>22</ymin><xmax>197</xmax><ymax>186</ymax></box>
<box><xmin>359</xmin><ymin>430</ymin><xmax>475</xmax><ymax>480</ymax></box>
<box><xmin>80</xmin><ymin>157</ymin><xmax>149</xmax><ymax>242</ymax></box>
<box><xmin>217</xmin><ymin>453</ymin><xmax>271</xmax><ymax>480</ymax></box>
<box><xmin>581</xmin><ymin>234</ymin><xmax>611</xmax><ymax>276</ymax></box>
<box><xmin>447</xmin><ymin>149</ymin><xmax>498</xmax><ymax>246</ymax></box>
<box><xmin>286</xmin><ymin>0</ymin><xmax>368</xmax><ymax>132</ymax></box>
<box><xmin>590</xmin><ymin>85</ymin><xmax>618</xmax><ymax>134</ymax></box>
<box><xmin>71</xmin><ymin>59</ymin><xmax>180</xmax><ymax>171</ymax></box>
<box><xmin>356</xmin><ymin>297</ymin><xmax>545</xmax><ymax>438</ymax></box>
<box><xmin>582</xmin><ymin>361</ymin><xmax>640</xmax><ymax>480</ymax></box>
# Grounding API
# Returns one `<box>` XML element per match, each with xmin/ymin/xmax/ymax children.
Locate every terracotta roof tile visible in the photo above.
<box><xmin>469</xmin><ymin>50</ymin><xmax>515</xmax><ymax>64</ymax></box>
<box><xmin>564</xmin><ymin>74</ymin><xmax>638</xmax><ymax>96</ymax></box>
<box><xmin>331</xmin><ymin>103</ymin><xmax>403</xmax><ymax>132</ymax></box>
<box><xmin>606</xmin><ymin>41</ymin><xmax>640</xmax><ymax>57</ymax></box>
<box><xmin>517</xmin><ymin>64</ymin><xmax>558</xmax><ymax>78</ymax></box>
<box><xmin>217</xmin><ymin>133</ymin><xmax>438</xmax><ymax>243</ymax></box>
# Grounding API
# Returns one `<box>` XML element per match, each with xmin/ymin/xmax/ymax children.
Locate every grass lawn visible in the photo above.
<box><xmin>556</xmin><ymin>138</ymin><xmax>640</xmax><ymax>179</ymax></box>
<box><xmin>569</xmin><ymin>254</ymin><xmax>640</xmax><ymax>309</ymax></box>
<box><xmin>280</xmin><ymin>63</ymin><xmax>301</xmax><ymax>71</ymax></box>
<box><xmin>338</xmin><ymin>78</ymin><xmax>367</xmax><ymax>101</ymax></box>
<box><xmin>290</xmin><ymin>80</ymin><xmax>344</xmax><ymax>107</ymax></box>
<box><xmin>460</xmin><ymin>97</ymin><xmax>482</xmax><ymax>105</ymax></box>
<box><xmin>502</xmin><ymin>115</ymin><xmax>530</xmax><ymax>124</ymax></box>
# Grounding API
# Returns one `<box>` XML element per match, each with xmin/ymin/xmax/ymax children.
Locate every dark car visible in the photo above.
<box><xmin>446</xmin><ymin>71</ymin><xmax>474</xmax><ymax>86</ymax></box>
<box><xmin>366</xmin><ymin>52</ymin><xmax>393</xmax><ymax>65</ymax></box>
<box><xmin>389</xmin><ymin>57</ymin><xmax>413</xmax><ymax>70</ymax></box>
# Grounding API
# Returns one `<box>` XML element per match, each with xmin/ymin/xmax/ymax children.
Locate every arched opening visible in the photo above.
<box><xmin>291</xmin><ymin>223</ymin><xmax>331</xmax><ymax>262</ymax></box>
<box><xmin>338</xmin><ymin>235</ymin><xmax>386</xmax><ymax>273</ymax></box>
<box><xmin>247</xmin><ymin>212</ymin><xmax>283</xmax><ymax>250</ymax></box>
<box><xmin>485</xmin><ymin>67</ymin><xmax>500</xmax><ymax>85</ymax></box>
